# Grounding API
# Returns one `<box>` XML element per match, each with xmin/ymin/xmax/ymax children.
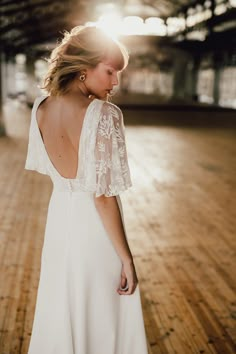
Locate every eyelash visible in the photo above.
<box><xmin>107</xmin><ymin>70</ymin><xmax>113</xmax><ymax>75</ymax></box>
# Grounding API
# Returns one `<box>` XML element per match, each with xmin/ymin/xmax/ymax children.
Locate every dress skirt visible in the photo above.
<box><xmin>27</xmin><ymin>188</ymin><xmax>149</xmax><ymax>354</ymax></box>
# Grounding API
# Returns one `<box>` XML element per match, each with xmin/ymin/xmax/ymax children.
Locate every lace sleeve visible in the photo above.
<box><xmin>94</xmin><ymin>101</ymin><xmax>132</xmax><ymax>197</ymax></box>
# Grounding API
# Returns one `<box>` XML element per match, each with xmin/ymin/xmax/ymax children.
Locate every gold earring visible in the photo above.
<box><xmin>79</xmin><ymin>73</ymin><xmax>86</xmax><ymax>82</ymax></box>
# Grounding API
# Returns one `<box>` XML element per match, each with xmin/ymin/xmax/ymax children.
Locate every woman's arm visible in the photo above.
<box><xmin>93</xmin><ymin>194</ymin><xmax>133</xmax><ymax>264</ymax></box>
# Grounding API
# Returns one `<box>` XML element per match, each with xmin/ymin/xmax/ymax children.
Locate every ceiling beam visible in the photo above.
<box><xmin>1</xmin><ymin>6</ymin><xmax>69</xmax><ymax>35</ymax></box>
<box><xmin>1</xmin><ymin>0</ymin><xmax>61</xmax><ymax>16</ymax></box>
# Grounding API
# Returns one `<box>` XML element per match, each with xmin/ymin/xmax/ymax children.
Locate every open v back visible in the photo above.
<box><xmin>35</xmin><ymin>96</ymin><xmax>96</xmax><ymax>180</ymax></box>
<box><xmin>25</xmin><ymin>95</ymin><xmax>132</xmax><ymax>197</ymax></box>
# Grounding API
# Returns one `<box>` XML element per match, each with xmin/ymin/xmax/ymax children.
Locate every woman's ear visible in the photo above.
<box><xmin>78</xmin><ymin>71</ymin><xmax>86</xmax><ymax>82</ymax></box>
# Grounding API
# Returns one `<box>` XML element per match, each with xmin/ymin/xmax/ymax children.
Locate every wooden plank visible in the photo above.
<box><xmin>0</xmin><ymin>100</ymin><xmax>236</xmax><ymax>353</ymax></box>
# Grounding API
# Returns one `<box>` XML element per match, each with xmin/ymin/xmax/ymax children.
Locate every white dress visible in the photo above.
<box><xmin>25</xmin><ymin>95</ymin><xmax>149</xmax><ymax>354</ymax></box>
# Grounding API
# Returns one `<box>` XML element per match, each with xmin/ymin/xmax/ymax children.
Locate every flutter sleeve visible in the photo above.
<box><xmin>24</xmin><ymin>97</ymin><xmax>48</xmax><ymax>175</ymax></box>
<box><xmin>94</xmin><ymin>101</ymin><xmax>132</xmax><ymax>197</ymax></box>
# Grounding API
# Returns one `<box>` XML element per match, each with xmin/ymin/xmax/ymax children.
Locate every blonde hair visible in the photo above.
<box><xmin>42</xmin><ymin>26</ymin><xmax>129</xmax><ymax>96</ymax></box>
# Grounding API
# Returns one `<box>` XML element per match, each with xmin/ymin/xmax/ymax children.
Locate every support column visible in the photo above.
<box><xmin>213</xmin><ymin>54</ymin><xmax>221</xmax><ymax>105</ymax></box>
<box><xmin>190</xmin><ymin>56</ymin><xmax>201</xmax><ymax>101</ymax></box>
<box><xmin>209</xmin><ymin>0</ymin><xmax>215</xmax><ymax>35</ymax></box>
<box><xmin>173</xmin><ymin>49</ymin><xmax>191</xmax><ymax>99</ymax></box>
<box><xmin>0</xmin><ymin>52</ymin><xmax>6</xmax><ymax>137</ymax></box>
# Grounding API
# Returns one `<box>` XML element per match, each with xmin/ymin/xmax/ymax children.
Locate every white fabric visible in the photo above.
<box><xmin>25</xmin><ymin>96</ymin><xmax>149</xmax><ymax>354</ymax></box>
<box><xmin>25</xmin><ymin>97</ymin><xmax>48</xmax><ymax>175</ymax></box>
<box><xmin>95</xmin><ymin>102</ymin><xmax>132</xmax><ymax>197</ymax></box>
<box><xmin>25</xmin><ymin>96</ymin><xmax>132</xmax><ymax>197</ymax></box>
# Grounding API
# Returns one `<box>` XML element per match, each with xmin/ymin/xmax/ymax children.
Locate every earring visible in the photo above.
<box><xmin>79</xmin><ymin>73</ymin><xmax>86</xmax><ymax>82</ymax></box>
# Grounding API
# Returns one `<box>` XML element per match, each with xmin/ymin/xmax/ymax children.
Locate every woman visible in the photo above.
<box><xmin>25</xmin><ymin>25</ymin><xmax>149</xmax><ymax>354</ymax></box>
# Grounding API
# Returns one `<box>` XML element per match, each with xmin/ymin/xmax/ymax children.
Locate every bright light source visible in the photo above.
<box><xmin>86</xmin><ymin>11</ymin><xmax>189</xmax><ymax>36</ymax></box>
<box><xmin>196</xmin><ymin>4</ymin><xmax>203</xmax><ymax>12</ymax></box>
<box><xmin>187</xmin><ymin>7</ymin><xmax>195</xmax><ymax>15</ymax></box>
<box><xmin>96</xmin><ymin>2</ymin><xmax>119</xmax><ymax>15</ymax></box>
<box><xmin>204</xmin><ymin>0</ymin><xmax>211</xmax><ymax>8</ymax></box>
<box><xmin>145</xmin><ymin>17</ymin><xmax>167</xmax><ymax>36</ymax></box>
<box><xmin>186</xmin><ymin>29</ymin><xmax>207</xmax><ymax>41</ymax></box>
<box><xmin>15</xmin><ymin>54</ymin><xmax>26</xmax><ymax>65</ymax></box>
<box><xmin>167</xmin><ymin>17</ymin><xmax>185</xmax><ymax>28</ymax></box>
<box><xmin>202</xmin><ymin>9</ymin><xmax>212</xmax><ymax>21</ymax></box>
<box><xmin>85</xmin><ymin>21</ymin><xmax>96</xmax><ymax>27</ymax></box>
<box><xmin>229</xmin><ymin>0</ymin><xmax>236</xmax><ymax>7</ymax></box>
<box><xmin>186</xmin><ymin>15</ymin><xmax>195</xmax><ymax>27</ymax></box>
<box><xmin>214</xmin><ymin>3</ymin><xmax>227</xmax><ymax>15</ymax></box>
<box><xmin>123</xmin><ymin>16</ymin><xmax>144</xmax><ymax>35</ymax></box>
<box><xmin>145</xmin><ymin>17</ymin><xmax>164</xmax><ymax>26</ymax></box>
<box><xmin>167</xmin><ymin>17</ymin><xmax>185</xmax><ymax>34</ymax></box>
<box><xmin>97</xmin><ymin>13</ymin><xmax>122</xmax><ymax>38</ymax></box>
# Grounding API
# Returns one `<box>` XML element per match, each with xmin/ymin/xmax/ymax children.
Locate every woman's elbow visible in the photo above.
<box><xmin>93</xmin><ymin>193</ymin><xmax>116</xmax><ymax>207</ymax></box>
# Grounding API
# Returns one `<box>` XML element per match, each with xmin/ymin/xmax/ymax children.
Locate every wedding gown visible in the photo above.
<box><xmin>25</xmin><ymin>95</ymin><xmax>149</xmax><ymax>354</ymax></box>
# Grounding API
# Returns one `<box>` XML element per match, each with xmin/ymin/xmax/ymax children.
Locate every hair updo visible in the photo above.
<box><xmin>42</xmin><ymin>25</ymin><xmax>129</xmax><ymax>96</ymax></box>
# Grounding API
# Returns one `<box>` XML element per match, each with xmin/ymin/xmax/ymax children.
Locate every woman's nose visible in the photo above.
<box><xmin>112</xmin><ymin>73</ymin><xmax>118</xmax><ymax>85</ymax></box>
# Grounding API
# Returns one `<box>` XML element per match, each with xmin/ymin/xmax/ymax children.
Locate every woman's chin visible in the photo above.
<box><xmin>97</xmin><ymin>93</ymin><xmax>108</xmax><ymax>100</ymax></box>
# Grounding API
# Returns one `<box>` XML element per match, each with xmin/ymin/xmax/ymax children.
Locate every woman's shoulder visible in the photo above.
<box><xmin>95</xmin><ymin>99</ymin><xmax>122</xmax><ymax>117</ymax></box>
<box><xmin>33</xmin><ymin>94</ymin><xmax>49</xmax><ymax>106</ymax></box>
<box><xmin>32</xmin><ymin>95</ymin><xmax>49</xmax><ymax>115</ymax></box>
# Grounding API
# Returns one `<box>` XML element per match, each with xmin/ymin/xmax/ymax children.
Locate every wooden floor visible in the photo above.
<box><xmin>0</xmin><ymin>99</ymin><xmax>236</xmax><ymax>354</ymax></box>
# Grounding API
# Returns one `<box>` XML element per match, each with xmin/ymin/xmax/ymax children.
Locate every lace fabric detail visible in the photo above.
<box><xmin>25</xmin><ymin>97</ymin><xmax>132</xmax><ymax>197</ymax></box>
<box><xmin>77</xmin><ymin>100</ymin><xmax>102</xmax><ymax>191</ymax></box>
<box><xmin>94</xmin><ymin>101</ymin><xmax>132</xmax><ymax>197</ymax></box>
<box><xmin>77</xmin><ymin>100</ymin><xmax>132</xmax><ymax>196</ymax></box>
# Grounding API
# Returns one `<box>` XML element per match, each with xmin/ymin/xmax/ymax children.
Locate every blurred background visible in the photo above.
<box><xmin>1</xmin><ymin>0</ymin><xmax>236</xmax><ymax>123</ymax></box>
<box><xmin>1</xmin><ymin>1</ymin><xmax>236</xmax><ymax>354</ymax></box>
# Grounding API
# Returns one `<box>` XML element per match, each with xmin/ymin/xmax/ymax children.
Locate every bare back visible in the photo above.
<box><xmin>36</xmin><ymin>95</ymin><xmax>92</xmax><ymax>179</ymax></box>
